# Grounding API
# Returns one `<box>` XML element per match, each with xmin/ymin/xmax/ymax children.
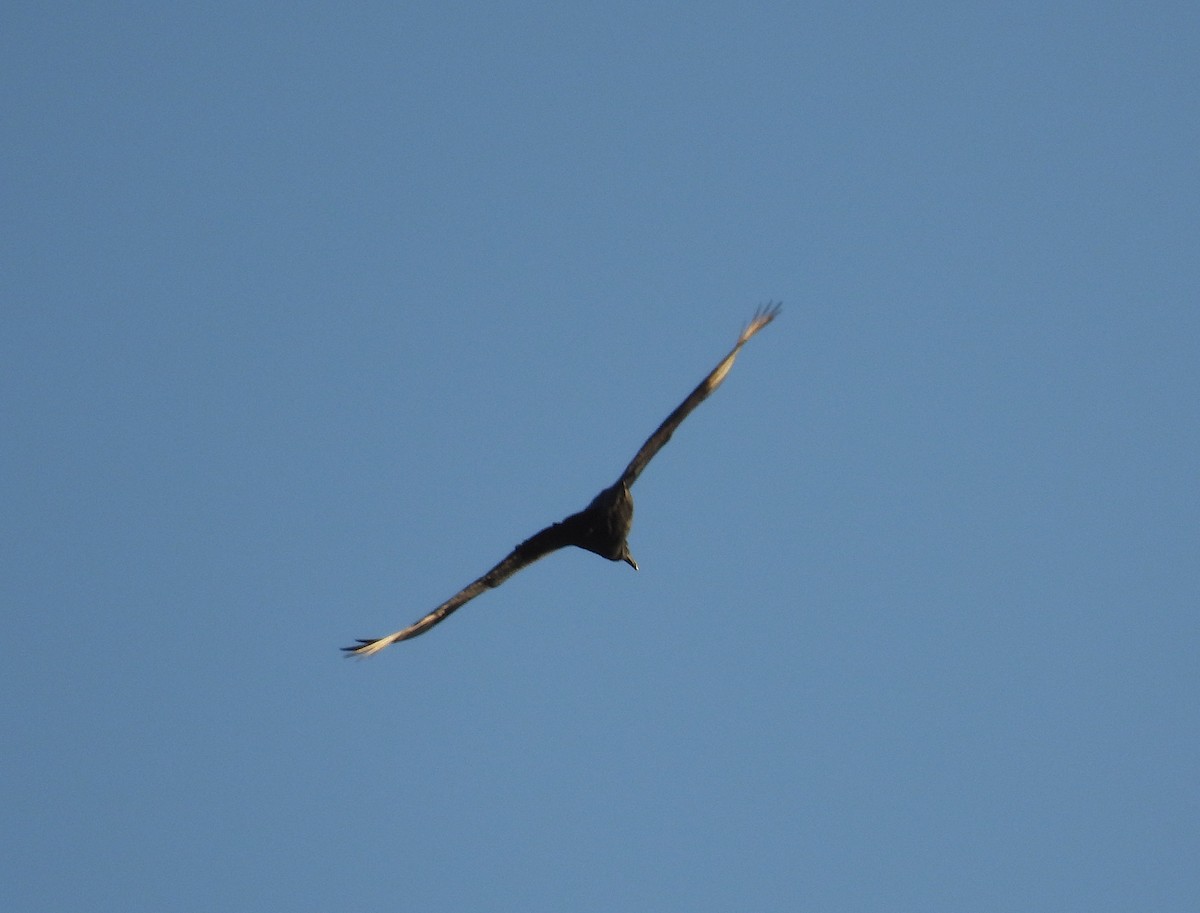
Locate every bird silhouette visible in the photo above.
<box><xmin>343</xmin><ymin>303</ymin><xmax>781</xmax><ymax>656</ymax></box>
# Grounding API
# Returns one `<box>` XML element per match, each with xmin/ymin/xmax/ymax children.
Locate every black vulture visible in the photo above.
<box><xmin>344</xmin><ymin>303</ymin><xmax>781</xmax><ymax>656</ymax></box>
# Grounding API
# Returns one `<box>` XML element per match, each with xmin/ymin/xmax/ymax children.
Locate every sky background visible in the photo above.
<box><xmin>3</xmin><ymin>2</ymin><xmax>1198</xmax><ymax>910</ymax></box>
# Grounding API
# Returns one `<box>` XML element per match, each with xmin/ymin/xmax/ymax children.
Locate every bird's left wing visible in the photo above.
<box><xmin>343</xmin><ymin>520</ymin><xmax>576</xmax><ymax>656</ymax></box>
<box><xmin>618</xmin><ymin>303</ymin><xmax>780</xmax><ymax>489</ymax></box>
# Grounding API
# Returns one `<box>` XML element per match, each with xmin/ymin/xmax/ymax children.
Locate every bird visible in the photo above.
<box><xmin>343</xmin><ymin>303</ymin><xmax>781</xmax><ymax>656</ymax></box>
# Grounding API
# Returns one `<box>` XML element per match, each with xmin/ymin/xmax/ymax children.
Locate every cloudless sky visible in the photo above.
<box><xmin>3</xmin><ymin>2</ymin><xmax>1198</xmax><ymax>910</ymax></box>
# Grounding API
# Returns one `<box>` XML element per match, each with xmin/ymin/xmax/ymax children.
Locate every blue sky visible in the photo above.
<box><xmin>3</xmin><ymin>2</ymin><xmax>1197</xmax><ymax>910</ymax></box>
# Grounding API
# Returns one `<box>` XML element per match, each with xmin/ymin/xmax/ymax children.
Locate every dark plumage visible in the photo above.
<box><xmin>344</xmin><ymin>303</ymin><xmax>781</xmax><ymax>656</ymax></box>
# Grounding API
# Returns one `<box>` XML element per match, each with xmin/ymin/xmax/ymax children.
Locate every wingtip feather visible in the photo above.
<box><xmin>742</xmin><ymin>301</ymin><xmax>782</xmax><ymax>341</ymax></box>
<box><xmin>342</xmin><ymin>637</ymin><xmax>392</xmax><ymax>657</ymax></box>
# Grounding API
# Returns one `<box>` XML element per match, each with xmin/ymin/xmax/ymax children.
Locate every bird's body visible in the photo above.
<box><xmin>344</xmin><ymin>303</ymin><xmax>780</xmax><ymax>656</ymax></box>
<box><xmin>560</xmin><ymin>481</ymin><xmax>636</xmax><ymax>565</ymax></box>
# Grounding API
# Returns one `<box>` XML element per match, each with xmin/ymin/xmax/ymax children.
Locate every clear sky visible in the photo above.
<box><xmin>3</xmin><ymin>2</ymin><xmax>1197</xmax><ymax>910</ymax></box>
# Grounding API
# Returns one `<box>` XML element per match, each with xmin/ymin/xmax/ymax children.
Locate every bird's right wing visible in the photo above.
<box><xmin>343</xmin><ymin>520</ymin><xmax>576</xmax><ymax>656</ymax></box>
<box><xmin>619</xmin><ymin>303</ymin><xmax>781</xmax><ymax>488</ymax></box>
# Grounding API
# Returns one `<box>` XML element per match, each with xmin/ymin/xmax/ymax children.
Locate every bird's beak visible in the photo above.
<box><xmin>624</xmin><ymin>554</ymin><xmax>639</xmax><ymax>571</ymax></box>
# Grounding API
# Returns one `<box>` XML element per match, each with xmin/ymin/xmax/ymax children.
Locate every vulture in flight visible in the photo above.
<box><xmin>344</xmin><ymin>303</ymin><xmax>781</xmax><ymax>656</ymax></box>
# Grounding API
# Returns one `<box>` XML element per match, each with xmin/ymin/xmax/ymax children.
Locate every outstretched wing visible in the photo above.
<box><xmin>619</xmin><ymin>302</ymin><xmax>781</xmax><ymax>488</ymax></box>
<box><xmin>343</xmin><ymin>520</ymin><xmax>577</xmax><ymax>656</ymax></box>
